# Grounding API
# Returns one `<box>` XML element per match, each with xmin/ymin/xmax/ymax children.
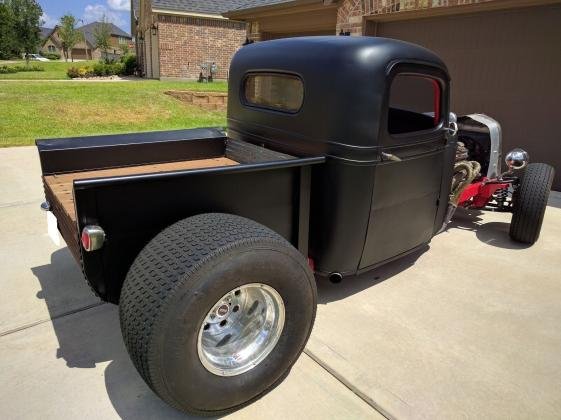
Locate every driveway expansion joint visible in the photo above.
<box><xmin>304</xmin><ymin>348</ymin><xmax>393</xmax><ymax>420</ymax></box>
<box><xmin>0</xmin><ymin>302</ymin><xmax>105</xmax><ymax>338</ymax></box>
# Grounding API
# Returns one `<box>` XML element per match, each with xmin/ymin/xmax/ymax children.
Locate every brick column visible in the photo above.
<box><xmin>336</xmin><ymin>0</ymin><xmax>365</xmax><ymax>36</ymax></box>
<box><xmin>246</xmin><ymin>21</ymin><xmax>263</xmax><ymax>42</ymax></box>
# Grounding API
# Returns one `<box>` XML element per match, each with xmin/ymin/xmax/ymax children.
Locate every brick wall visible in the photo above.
<box><xmin>158</xmin><ymin>15</ymin><xmax>246</xmax><ymax>80</ymax></box>
<box><xmin>337</xmin><ymin>0</ymin><xmax>499</xmax><ymax>35</ymax></box>
<box><xmin>367</xmin><ymin>0</ymin><xmax>496</xmax><ymax>15</ymax></box>
<box><xmin>336</xmin><ymin>0</ymin><xmax>365</xmax><ymax>36</ymax></box>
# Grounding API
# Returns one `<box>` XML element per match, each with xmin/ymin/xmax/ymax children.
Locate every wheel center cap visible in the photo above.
<box><xmin>216</xmin><ymin>304</ymin><xmax>229</xmax><ymax>317</ymax></box>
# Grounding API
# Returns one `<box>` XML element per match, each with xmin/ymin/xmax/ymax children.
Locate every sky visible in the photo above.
<box><xmin>38</xmin><ymin>0</ymin><xmax>131</xmax><ymax>33</ymax></box>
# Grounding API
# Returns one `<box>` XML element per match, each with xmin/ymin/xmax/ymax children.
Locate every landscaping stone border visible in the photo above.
<box><xmin>165</xmin><ymin>91</ymin><xmax>228</xmax><ymax>111</ymax></box>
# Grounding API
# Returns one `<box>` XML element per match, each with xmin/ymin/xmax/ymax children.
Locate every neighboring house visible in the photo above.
<box><xmin>78</xmin><ymin>22</ymin><xmax>134</xmax><ymax>60</ymax></box>
<box><xmin>132</xmin><ymin>0</ymin><xmax>259</xmax><ymax>80</ymax></box>
<box><xmin>40</xmin><ymin>27</ymin><xmax>62</xmax><ymax>56</ymax></box>
<box><xmin>39</xmin><ymin>27</ymin><xmax>52</xmax><ymax>42</ymax></box>
<box><xmin>225</xmin><ymin>0</ymin><xmax>561</xmax><ymax>190</ymax></box>
<box><xmin>40</xmin><ymin>22</ymin><xmax>133</xmax><ymax>61</ymax></box>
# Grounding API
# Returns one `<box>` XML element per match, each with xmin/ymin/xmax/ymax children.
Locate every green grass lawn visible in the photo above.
<box><xmin>0</xmin><ymin>80</ymin><xmax>228</xmax><ymax>146</ymax></box>
<box><xmin>0</xmin><ymin>60</ymin><xmax>99</xmax><ymax>80</ymax></box>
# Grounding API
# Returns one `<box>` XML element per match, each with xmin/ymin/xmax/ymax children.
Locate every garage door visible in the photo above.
<box><xmin>376</xmin><ymin>4</ymin><xmax>561</xmax><ymax>190</ymax></box>
<box><xmin>71</xmin><ymin>49</ymin><xmax>89</xmax><ymax>60</ymax></box>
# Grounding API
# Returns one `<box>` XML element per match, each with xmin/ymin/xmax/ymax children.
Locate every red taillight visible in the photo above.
<box><xmin>81</xmin><ymin>225</ymin><xmax>106</xmax><ymax>252</ymax></box>
<box><xmin>81</xmin><ymin>230</ymin><xmax>91</xmax><ymax>250</ymax></box>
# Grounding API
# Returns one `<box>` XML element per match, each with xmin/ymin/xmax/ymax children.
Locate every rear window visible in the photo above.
<box><xmin>388</xmin><ymin>74</ymin><xmax>441</xmax><ymax>135</ymax></box>
<box><xmin>243</xmin><ymin>73</ymin><xmax>304</xmax><ymax>113</ymax></box>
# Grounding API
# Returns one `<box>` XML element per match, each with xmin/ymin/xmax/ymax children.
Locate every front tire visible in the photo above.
<box><xmin>509</xmin><ymin>163</ymin><xmax>554</xmax><ymax>244</ymax></box>
<box><xmin>119</xmin><ymin>213</ymin><xmax>316</xmax><ymax>416</ymax></box>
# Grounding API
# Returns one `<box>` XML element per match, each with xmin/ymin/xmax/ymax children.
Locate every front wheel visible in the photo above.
<box><xmin>119</xmin><ymin>213</ymin><xmax>316</xmax><ymax>416</ymax></box>
<box><xmin>509</xmin><ymin>163</ymin><xmax>554</xmax><ymax>244</ymax></box>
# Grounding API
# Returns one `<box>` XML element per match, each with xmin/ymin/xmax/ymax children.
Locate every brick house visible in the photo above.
<box><xmin>226</xmin><ymin>0</ymin><xmax>561</xmax><ymax>190</ymax></box>
<box><xmin>132</xmin><ymin>0</ymin><xmax>271</xmax><ymax>80</ymax></box>
<box><xmin>40</xmin><ymin>22</ymin><xmax>133</xmax><ymax>61</ymax></box>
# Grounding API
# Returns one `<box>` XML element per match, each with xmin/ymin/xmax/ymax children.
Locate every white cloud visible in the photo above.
<box><xmin>41</xmin><ymin>12</ymin><xmax>59</xmax><ymax>28</ymax></box>
<box><xmin>83</xmin><ymin>4</ymin><xmax>125</xmax><ymax>27</ymax></box>
<box><xmin>107</xmin><ymin>0</ymin><xmax>130</xmax><ymax>12</ymax></box>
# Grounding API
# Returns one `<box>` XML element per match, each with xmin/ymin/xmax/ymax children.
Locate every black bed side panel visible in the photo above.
<box><xmin>73</xmin><ymin>162</ymin><xmax>321</xmax><ymax>303</ymax></box>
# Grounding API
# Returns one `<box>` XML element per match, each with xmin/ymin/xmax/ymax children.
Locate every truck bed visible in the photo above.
<box><xmin>37</xmin><ymin>129</ymin><xmax>302</xmax><ymax>266</ymax></box>
<box><xmin>44</xmin><ymin>157</ymin><xmax>238</xmax><ymax>225</ymax></box>
<box><xmin>36</xmin><ymin>128</ymin><xmax>325</xmax><ymax>302</ymax></box>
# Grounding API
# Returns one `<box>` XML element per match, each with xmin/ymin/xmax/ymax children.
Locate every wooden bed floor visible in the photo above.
<box><xmin>44</xmin><ymin>157</ymin><xmax>238</xmax><ymax>224</ymax></box>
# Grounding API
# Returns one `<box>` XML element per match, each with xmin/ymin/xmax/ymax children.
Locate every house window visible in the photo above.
<box><xmin>388</xmin><ymin>74</ymin><xmax>441</xmax><ymax>135</ymax></box>
<box><xmin>243</xmin><ymin>73</ymin><xmax>304</xmax><ymax>113</ymax></box>
<box><xmin>118</xmin><ymin>37</ymin><xmax>127</xmax><ymax>45</ymax></box>
<box><xmin>48</xmin><ymin>45</ymin><xmax>56</xmax><ymax>52</ymax></box>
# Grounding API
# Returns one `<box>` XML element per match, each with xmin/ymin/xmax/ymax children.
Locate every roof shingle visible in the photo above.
<box><xmin>77</xmin><ymin>22</ymin><xmax>132</xmax><ymax>47</ymax></box>
<box><xmin>39</xmin><ymin>27</ymin><xmax>53</xmax><ymax>39</ymax></box>
<box><xmin>151</xmin><ymin>0</ymin><xmax>295</xmax><ymax>15</ymax></box>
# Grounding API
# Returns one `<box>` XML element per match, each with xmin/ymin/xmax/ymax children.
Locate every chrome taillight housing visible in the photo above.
<box><xmin>81</xmin><ymin>225</ymin><xmax>106</xmax><ymax>252</ymax></box>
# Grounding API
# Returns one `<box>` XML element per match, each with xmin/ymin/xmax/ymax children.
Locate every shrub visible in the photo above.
<box><xmin>67</xmin><ymin>66</ymin><xmax>80</xmax><ymax>78</ymax></box>
<box><xmin>112</xmin><ymin>62</ymin><xmax>124</xmax><ymax>75</ymax></box>
<box><xmin>92</xmin><ymin>62</ymin><xmax>107</xmax><ymax>76</ymax></box>
<box><xmin>43</xmin><ymin>52</ymin><xmax>61</xmax><ymax>60</ymax></box>
<box><xmin>0</xmin><ymin>66</ymin><xmax>18</xmax><ymax>74</ymax></box>
<box><xmin>0</xmin><ymin>65</ymin><xmax>44</xmax><ymax>74</ymax></box>
<box><xmin>13</xmin><ymin>65</ymin><xmax>44</xmax><ymax>72</ymax></box>
<box><xmin>122</xmin><ymin>54</ymin><xmax>137</xmax><ymax>76</ymax></box>
<box><xmin>67</xmin><ymin>62</ymin><xmax>124</xmax><ymax>78</ymax></box>
<box><xmin>67</xmin><ymin>65</ymin><xmax>95</xmax><ymax>78</ymax></box>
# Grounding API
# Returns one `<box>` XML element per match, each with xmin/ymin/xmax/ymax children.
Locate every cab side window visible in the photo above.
<box><xmin>388</xmin><ymin>74</ymin><xmax>441</xmax><ymax>135</ymax></box>
<box><xmin>244</xmin><ymin>73</ymin><xmax>304</xmax><ymax>113</ymax></box>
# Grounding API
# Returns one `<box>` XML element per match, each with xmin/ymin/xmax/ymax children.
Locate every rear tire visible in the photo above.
<box><xmin>509</xmin><ymin>163</ymin><xmax>554</xmax><ymax>244</ymax></box>
<box><xmin>119</xmin><ymin>213</ymin><xmax>316</xmax><ymax>416</ymax></box>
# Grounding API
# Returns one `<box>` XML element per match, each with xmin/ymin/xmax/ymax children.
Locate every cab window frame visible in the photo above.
<box><xmin>383</xmin><ymin>63</ymin><xmax>448</xmax><ymax>143</ymax></box>
<box><xmin>241</xmin><ymin>71</ymin><xmax>305</xmax><ymax>115</ymax></box>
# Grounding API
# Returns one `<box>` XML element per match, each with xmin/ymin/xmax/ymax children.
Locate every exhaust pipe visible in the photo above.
<box><xmin>329</xmin><ymin>272</ymin><xmax>343</xmax><ymax>284</ymax></box>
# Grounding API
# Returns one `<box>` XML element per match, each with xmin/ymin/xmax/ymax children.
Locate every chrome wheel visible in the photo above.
<box><xmin>197</xmin><ymin>283</ymin><xmax>285</xmax><ymax>377</ymax></box>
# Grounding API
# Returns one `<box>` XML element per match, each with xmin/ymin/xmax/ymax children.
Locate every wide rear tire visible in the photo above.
<box><xmin>509</xmin><ymin>163</ymin><xmax>554</xmax><ymax>244</ymax></box>
<box><xmin>119</xmin><ymin>213</ymin><xmax>316</xmax><ymax>416</ymax></box>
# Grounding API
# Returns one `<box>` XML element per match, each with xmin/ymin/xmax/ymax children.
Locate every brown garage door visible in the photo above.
<box><xmin>376</xmin><ymin>4</ymin><xmax>561</xmax><ymax>190</ymax></box>
<box><xmin>71</xmin><ymin>49</ymin><xmax>90</xmax><ymax>60</ymax></box>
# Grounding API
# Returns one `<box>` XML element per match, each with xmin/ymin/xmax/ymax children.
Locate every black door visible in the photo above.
<box><xmin>360</xmin><ymin>68</ymin><xmax>450</xmax><ymax>269</ymax></box>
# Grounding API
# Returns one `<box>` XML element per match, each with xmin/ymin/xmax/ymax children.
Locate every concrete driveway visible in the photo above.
<box><xmin>1</xmin><ymin>146</ymin><xmax>560</xmax><ymax>419</ymax></box>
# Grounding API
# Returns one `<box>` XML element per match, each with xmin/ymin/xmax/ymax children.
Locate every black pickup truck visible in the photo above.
<box><xmin>37</xmin><ymin>37</ymin><xmax>553</xmax><ymax>415</ymax></box>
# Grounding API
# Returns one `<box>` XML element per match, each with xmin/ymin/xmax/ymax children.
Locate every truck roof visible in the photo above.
<box><xmin>233</xmin><ymin>35</ymin><xmax>446</xmax><ymax>72</ymax></box>
<box><xmin>227</xmin><ymin>36</ymin><xmax>449</xmax><ymax>158</ymax></box>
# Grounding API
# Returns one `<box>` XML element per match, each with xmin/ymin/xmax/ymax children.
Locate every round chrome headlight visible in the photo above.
<box><xmin>505</xmin><ymin>148</ymin><xmax>529</xmax><ymax>170</ymax></box>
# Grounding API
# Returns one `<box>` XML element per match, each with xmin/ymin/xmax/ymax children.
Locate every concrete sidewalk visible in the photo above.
<box><xmin>1</xmin><ymin>146</ymin><xmax>560</xmax><ymax>419</ymax></box>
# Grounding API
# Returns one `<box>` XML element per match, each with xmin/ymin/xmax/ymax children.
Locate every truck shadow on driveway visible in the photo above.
<box><xmin>448</xmin><ymin>207</ymin><xmax>531</xmax><ymax>250</ymax></box>
<box><xmin>32</xmin><ymin>249</ymin><xmax>217</xmax><ymax>420</ymax></box>
<box><xmin>32</xmin><ymin>244</ymin><xmax>426</xmax><ymax>418</ymax></box>
<box><xmin>316</xmin><ymin>206</ymin><xmax>532</xmax><ymax>303</ymax></box>
<box><xmin>316</xmin><ymin>245</ymin><xmax>428</xmax><ymax>305</ymax></box>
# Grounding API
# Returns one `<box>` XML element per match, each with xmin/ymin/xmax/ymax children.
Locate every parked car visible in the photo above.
<box><xmin>27</xmin><ymin>53</ymin><xmax>49</xmax><ymax>62</ymax></box>
<box><xmin>36</xmin><ymin>36</ymin><xmax>554</xmax><ymax>416</ymax></box>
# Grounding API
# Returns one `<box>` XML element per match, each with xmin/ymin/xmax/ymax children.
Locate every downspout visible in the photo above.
<box><xmin>148</xmin><ymin>27</ymin><xmax>153</xmax><ymax>79</ymax></box>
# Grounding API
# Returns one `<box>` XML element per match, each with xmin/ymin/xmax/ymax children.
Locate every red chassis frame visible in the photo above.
<box><xmin>457</xmin><ymin>177</ymin><xmax>510</xmax><ymax>208</ymax></box>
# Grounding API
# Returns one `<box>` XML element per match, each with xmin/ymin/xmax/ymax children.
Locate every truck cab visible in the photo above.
<box><xmin>228</xmin><ymin>36</ymin><xmax>455</xmax><ymax>276</ymax></box>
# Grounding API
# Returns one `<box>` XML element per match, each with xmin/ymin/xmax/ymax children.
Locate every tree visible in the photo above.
<box><xmin>93</xmin><ymin>18</ymin><xmax>111</xmax><ymax>62</ymax></box>
<box><xmin>0</xmin><ymin>0</ymin><xmax>42</xmax><ymax>60</ymax></box>
<box><xmin>10</xmin><ymin>0</ymin><xmax>43</xmax><ymax>63</ymax></box>
<box><xmin>0</xmin><ymin>3</ymin><xmax>16</xmax><ymax>59</ymax></box>
<box><xmin>58</xmin><ymin>14</ymin><xmax>80</xmax><ymax>62</ymax></box>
